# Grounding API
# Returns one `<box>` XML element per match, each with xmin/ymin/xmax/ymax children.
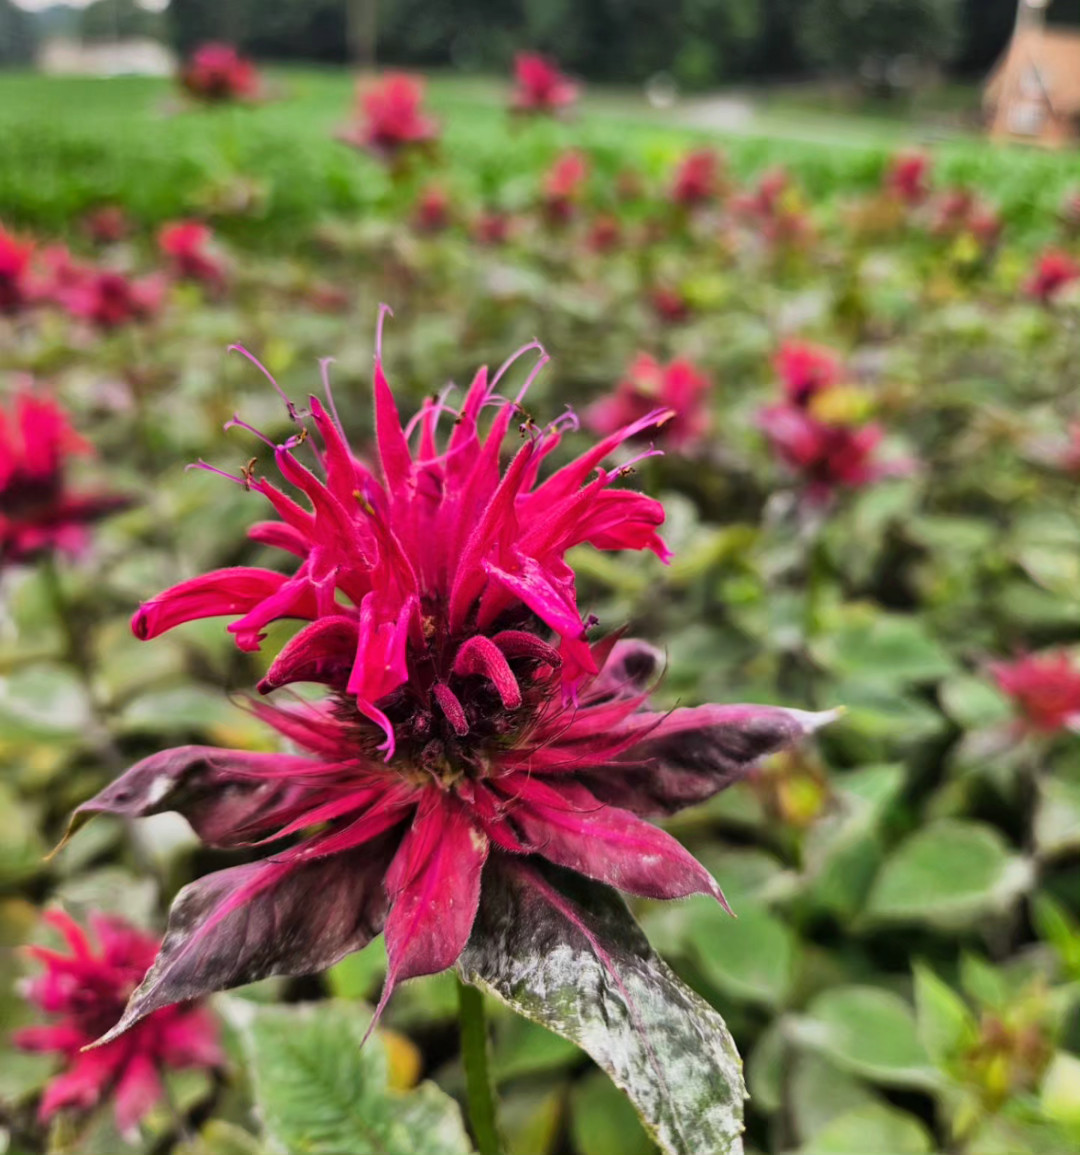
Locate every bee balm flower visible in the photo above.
<box><xmin>72</xmin><ymin>315</ymin><xmax>835</xmax><ymax>1044</ymax></box>
<box><xmin>586</xmin><ymin>353</ymin><xmax>711</xmax><ymax>451</ymax></box>
<box><xmin>1</xmin><ymin>385</ymin><xmax>129</xmax><ymax>567</ymax></box>
<box><xmin>992</xmin><ymin>652</ymin><xmax>1080</xmax><ymax>734</ymax></box>
<box><xmin>340</xmin><ymin>73</ymin><xmax>439</xmax><ymax>162</ymax></box>
<box><xmin>0</xmin><ymin>223</ymin><xmax>35</xmax><ymax>314</ymax></box>
<box><xmin>510</xmin><ymin>52</ymin><xmax>579</xmax><ymax>116</ymax></box>
<box><xmin>15</xmin><ymin>910</ymin><xmax>221</xmax><ymax>1137</ymax></box>
<box><xmin>158</xmin><ymin>220</ymin><xmax>227</xmax><ymax>292</ymax></box>
<box><xmin>179</xmin><ymin>43</ymin><xmax>261</xmax><ymax>103</ymax></box>
<box><xmin>1025</xmin><ymin>248</ymin><xmax>1080</xmax><ymax>304</ymax></box>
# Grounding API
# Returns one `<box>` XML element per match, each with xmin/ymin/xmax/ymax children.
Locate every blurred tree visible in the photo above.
<box><xmin>952</xmin><ymin>0</ymin><xmax>1017</xmax><ymax>73</ymax></box>
<box><xmin>0</xmin><ymin>0</ymin><xmax>38</xmax><ymax>65</ymax></box>
<box><xmin>796</xmin><ymin>0</ymin><xmax>963</xmax><ymax>83</ymax></box>
<box><xmin>80</xmin><ymin>0</ymin><xmax>163</xmax><ymax>42</ymax></box>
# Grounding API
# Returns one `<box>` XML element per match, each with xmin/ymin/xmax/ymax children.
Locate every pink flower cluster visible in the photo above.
<box><xmin>340</xmin><ymin>73</ymin><xmax>439</xmax><ymax>162</ymax></box>
<box><xmin>510</xmin><ymin>52</ymin><xmax>579</xmax><ymax>116</ymax></box>
<box><xmin>992</xmin><ymin>652</ymin><xmax>1080</xmax><ymax>735</ymax></box>
<box><xmin>586</xmin><ymin>353</ymin><xmax>711</xmax><ymax>451</ymax></box>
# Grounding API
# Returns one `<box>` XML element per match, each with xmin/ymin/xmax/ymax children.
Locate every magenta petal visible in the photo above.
<box><xmin>585</xmin><ymin>704</ymin><xmax>840</xmax><ymax>816</ymax></box>
<box><xmin>37</xmin><ymin>1048</ymin><xmax>121</xmax><ymax>1121</ymax></box>
<box><xmin>590</xmin><ymin>638</ymin><xmax>663</xmax><ymax>700</ymax></box>
<box><xmin>376</xmin><ymin>791</ymin><xmax>489</xmax><ymax>1014</ymax></box>
<box><xmin>95</xmin><ymin>841</ymin><xmax>395</xmax><ymax>1045</ymax></box>
<box><xmin>113</xmin><ymin>1053</ymin><xmax>162</xmax><ymax>1137</ymax></box>
<box><xmin>502</xmin><ymin>775</ymin><xmax>726</xmax><ymax>905</ymax></box>
<box><xmin>71</xmin><ymin>745</ymin><xmax>323</xmax><ymax>847</ymax></box>
<box><xmin>259</xmin><ymin>614</ymin><xmax>359</xmax><ymax>692</ymax></box>
<box><xmin>453</xmin><ymin>635</ymin><xmax>522</xmax><ymax>708</ymax></box>
<box><xmin>131</xmin><ymin>567</ymin><xmax>289</xmax><ymax>640</ymax></box>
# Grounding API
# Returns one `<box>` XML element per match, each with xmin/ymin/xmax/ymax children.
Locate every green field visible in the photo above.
<box><xmin>0</xmin><ymin>68</ymin><xmax>1076</xmax><ymax>245</ymax></box>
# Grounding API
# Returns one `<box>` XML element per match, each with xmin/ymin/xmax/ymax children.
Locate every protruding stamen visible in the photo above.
<box><xmin>319</xmin><ymin>357</ymin><xmax>344</xmax><ymax>433</ymax></box>
<box><xmin>490</xmin><ymin>339</ymin><xmax>545</xmax><ymax>394</ymax></box>
<box><xmin>228</xmin><ymin>344</ymin><xmax>300</xmax><ymax>422</ymax></box>
<box><xmin>224</xmin><ymin>415</ymin><xmax>277</xmax><ymax>448</ymax></box>
<box><xmin>375</xmin><ymin>303</ymin><xmax>394</xmax><ymax>363</ymax></box>
<box><xmin>432</xmin><ymin>683</ymin><xmax>469</xmax><ymax>736</ymax></box>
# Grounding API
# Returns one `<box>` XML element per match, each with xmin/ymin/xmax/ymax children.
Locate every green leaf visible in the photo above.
<box><xmin>866</xmin><ymin>820</ymin><xmax>1034</xmax><ymax>931</ymax></box>
<box><xmin>1041</xmin><ymin>1051</ymin><xmax>1080</xmax><ymax>1128</ymax></box>
<box><xmin>570</xmin><ymin>1070</ymin><xmax>658</xmax><ymax>1155</ymax></box>
<box><xmin>814</xmin><ymin>607</ymin><xmax>955</xmax><ymax>687</ymax></box>
<box><xmin>939</xmin><ymin>676</ymin><xmax>1011</xmax><ymax>731</ymax></box>
<box><xmin>223</xmin><ymin>998</ymin><xmax>474</xmax><ymax>1155</ymax></box>
<box><xmin>686</xmin><ymin>902</ymin><xmax>795</xmax><ymax>1008</ymax></box>
<box><xmin>457</xmin><ymin>862</ymin><xmax>745</xmax><ymax>1155</ymax></box>
<box><xmin>791</xmin><ymin>986</ymin><xmax>937</xmax><ymax>1089</ymax></box>
<box><xmin>913</xmin><ymin>964</ymin><xmax>976</xmax><ymax>1067</ymax></box>
<box><xmin>787</xmin><ymin>1053</ymin><xmax>879</xmax><ymax>1143</ymax></box>
<box><xmin>1035</xmin><ymin>764</ymin><xmax>1080</xmax><ymax>857</ymax></box>
<box><xmin>798</xmin><ymin>1103</ymin><xmax>934</xmax><ymax>1154</ymax></box>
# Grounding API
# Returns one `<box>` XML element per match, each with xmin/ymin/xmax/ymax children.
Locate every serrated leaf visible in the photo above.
<box><xmin>223</xmin><ymin>998</ymin><xmax>473</xmax><ymax>1155</ymax></box>
<box><xmin>457</xmin><ymin>861</ymin><xmax>745</xmax><ymax>1155</ymax></box>
<box><xmin>866</xmin><ymin>820</ymin><xmax>1033</xmax><ymax>931</ymax></box>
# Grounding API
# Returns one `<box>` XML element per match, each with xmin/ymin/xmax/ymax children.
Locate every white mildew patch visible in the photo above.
<box><xmin>459</xmin><ymin>865</ymin><xmax>746</xmax><ymax>1155</ymax></box>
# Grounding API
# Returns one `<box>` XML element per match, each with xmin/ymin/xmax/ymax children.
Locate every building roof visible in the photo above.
<box><xmin>985</xmin><ymin>26</ymin><xmax>1080</xmax><ymax>115</ymax></box>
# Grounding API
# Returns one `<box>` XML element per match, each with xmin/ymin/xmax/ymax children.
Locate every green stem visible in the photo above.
<box><xmin>456</xmin><ymin>975</ymin><xmax>503</xmax><ymax>1155</ymax></box>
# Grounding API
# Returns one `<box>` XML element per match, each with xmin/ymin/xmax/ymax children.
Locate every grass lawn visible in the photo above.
<box><xmin>0</xmin><ymin>67</ymin><xmax>1076</xmax><ymax>244</ymax></box>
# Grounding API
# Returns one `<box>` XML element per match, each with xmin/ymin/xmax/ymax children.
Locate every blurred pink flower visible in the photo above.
<box><xmin>670</xmin><ymin>149</ymin><xmax>724</xmax><ymax>208</ymax></box>
<box><xmin>992</xmin><ymin>652</ymin><xmax>1080</xmax><ymax>734</ymax></box>
<box><xmin>774</xmin><ymin>341</ymin><xmax>844</xmax><ymax>408</ymax></box>
<box><xmin>158</xmin><ymin>220</ymin><xmax>227</xmax><ymax>292</ymax></box>
<box><xmin>1025</xmin><ymin>248</ymin><xmax>1080</xmax><ymax>304</ymax></box>
<box><xmin>16</xmin><ymin>910</ymin><xmax>221</xmax><ymax>1137</ymax></box>
<box><xmin>340</xmin><ymin>73</ymin><xmax>439</xmax><ymax>161</ymax></box>
<box><xmin>510</xmin><ymin>52</ymin><xmax>578</xmax><ymax>115</ymax></box>
<box><xmin>884</xmin><ymin>151</ymin><xmax>932</xmax><ymax>206</ymax></box>
<box><xmin>586</xmin><ymin>353</ymin><xmax>711</xmax><ymax>450</ymax></box>
<box><xmin>541</xmin><ymin>149</ymin><xmax>589</xmax><ymax>224</ymax></box>
<box><xmin>0</xmin><ymin>384</ymin><xmax>129</xmax><ymax>566</ymax></box>
<box><xmin>179</xmin><ymin>42</ymin><xmax>261</xmax><ymax>103</ymax></box>
<box><xmin>412</xmin><ymin>184</ymin><xmax>452</xmax><ymax>233</ymax></box>
<box><xmin>0</xmin><ymin>223</ymin><xmax>35</xmax><ymax>314</ymax></box>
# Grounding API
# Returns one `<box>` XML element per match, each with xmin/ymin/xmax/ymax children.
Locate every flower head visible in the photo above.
<box><xmin>1025</xmin><ymin>248</ymin><xmax>1080</xmax><ymax>304</ymax></box>
<box><xmin>340</xmin><ymin>73</ymin><xmax>439</xmax><ymax>161</ymax></box>
<box><xmin>472</xmin><ymin>209</ymin><xmax>513</xmax><ymax>246</ymax></box>
<box><xmin>73</xmin><ymin>316</ymin><xmax>833</xmax><ymax>1043</ymax></box>
<box><xmin>158</xmin><ymin>220</ymin><xmax>227</xmax><ymax>292</ymax></box>
<box><xmin>59</xmin><ymin>269</ymin><xmax>164</xmax><ymax>330</ymax></box>
<box><xmin>15</xmin><ymin>910</ymin><xmax>222</xmax><ymax>1137</ymax></box>
<box><xmin>586</xmin><ymin>353</ymin><xmax>711</xmax><ymax>451</ymax></box>
<box><xmin>759</xmin><ymin>383</ymin><xmax>907</xmax><ymax>502</ymax></box>
<box><xmin>585</xmin><ymin>213</ymin><xmax>622</xmax><ymax>254</ymax></box>
<box><xmin>774</xmin><ymin>341</ymin><xmax>844</xmax><ymax>408</ymax></box>
<box><xmin>83</xmin><ymin>206</ymin><xmax>130</xmax><ymax>245</ymax></box>
<box><xmin>0</xmin><ymin>384</ymin><xmax>129</xmax><ymax>566</ymax></box>
<box><xmin>0</xmin><ymin>222</ymin><xmax>35</xmax><ymax>314</ymax></box>
<box><xmin>884</xmin><ymin>150</ymin><xmax>931</xmax><ymax>206</ymax></box>
<box><xmin>670</xmin><ymin>149</ymin><xmax>723</xmax><ymax>208</ymax></box>
<box><xmin>541</xmin><ymin>149</ymin><xmax>589</xmax><ymax>223</ymax></box>
<box><xmin>992</xmin><ymin>652</ymin><xmax>1080</xmax><ymax>734</ymax></box>
<box><xmin>649</xmin><ymin>284</ymin><xmax>691</xmax><ymax>325</ymax></box>
<box><xmin>510</xmin><ymin>52</ymin><xmax>578</xmax><ymax>115</ymax></box>
<box><xmin>412</xmin><ymin>184</ymin><xmax>452</xmax><ymax>233</ymax></box>
<box><xmin>179</xmin><ymin>42</ymin><xmax>261</xmax><ymax>103</ymax></box>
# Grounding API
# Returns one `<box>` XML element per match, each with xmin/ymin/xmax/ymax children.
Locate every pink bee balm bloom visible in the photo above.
<box><xmin>412</xmin><ymin>184</ymin><xmax>452</xmax><ymax>233</ymax></box>
<box><xmin>472</xmin><ymin>209</ymin><xmax>513</xmax><ymax>246</ymax></box>
<box><xmin>15</xmin><ymin>910</ymin><xmax>222</xmax><ymax>1137</ymax></box>
<box><xmin>585</xmin><ymin>213</ymin><xmax>622</xmax><ymax>254</ymax></box>
<box><xmin>758</xmin><ymin>400</ymin><xmax>901</xmax><ymax>502</ymax></box>
<box><xmin>541</xmin><ymin>150</ymin><xmax>589</xmax><ymax>224</ymax></box>
<box><xmin>340</xmin><ymin>73</ymin><xmax>439</xmax><ymax>161</ymax></box>
<box><xmin>0</xmin><ymin>385</ymin><xmax>129</xmax><ymax>566</ymax></box>
<box><xmin>510</xmin><ymin>52</ymin><xmax>579</xmax><ymax>115</ymax></box>
<box><xmin>0</xmin><ymin>223</ymin><xmax>35</xmax><ymax>314</ymax></box>
<box><xmin>586</xmin><ymin>354</ymin><xmax>711</xmax><ymax>451</ymax></box>
<box><xmin>1025</xmin><ymin>248</ymin><xmax>1080</xmax><ymax>304</ymax></box>
<box><xmin>158</xmin><ymin>220</ymin><xmax>226</xmax><ymax>292</ymax></box>
<box><xmin>774</xmin><ymin>341</ymin><xmax>844</xmax><ymax>408</ymax></box>
<box><xmin>649</xmin><ymin>284</ymin><xmax>691</xmax><ymax>325</ymax></box>
<box><xmin>60</xmin><ymin>269</ymin><xmax>164</xmax><ymax>330</ymax></box>
<box><xmin>991</xmin><ymin>652</ymin><xmax>1080</xmax><ymax>734</ymax></box>
<box><xmin>670</xmin><ymin>149</ymin><xmax>724</xmax><ymax>208</ymax></box>
<box><xmin>179</xmin><ymin>42</ymin><xmax>261</xmax><ymax>103</ymax></box>
<box><xmin>884</xmin><ymin>151</ymin><xmax>932</xmax><ymax>206</ymax></box>
<box><xmin>83</xmin><ymin>206</ymin><xmax>130</xmax><ymax>245</ymax></box>
<box><xmin>72</xmin><ymin>316</ymin><xmax>835</xmax><ymax>1043</ymax></box>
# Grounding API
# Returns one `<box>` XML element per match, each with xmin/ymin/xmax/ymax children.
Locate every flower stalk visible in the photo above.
<box><xmin>456</xmin><ymin>975</ymin><xmax>503</xmax><ymax>1155</ymax></box>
